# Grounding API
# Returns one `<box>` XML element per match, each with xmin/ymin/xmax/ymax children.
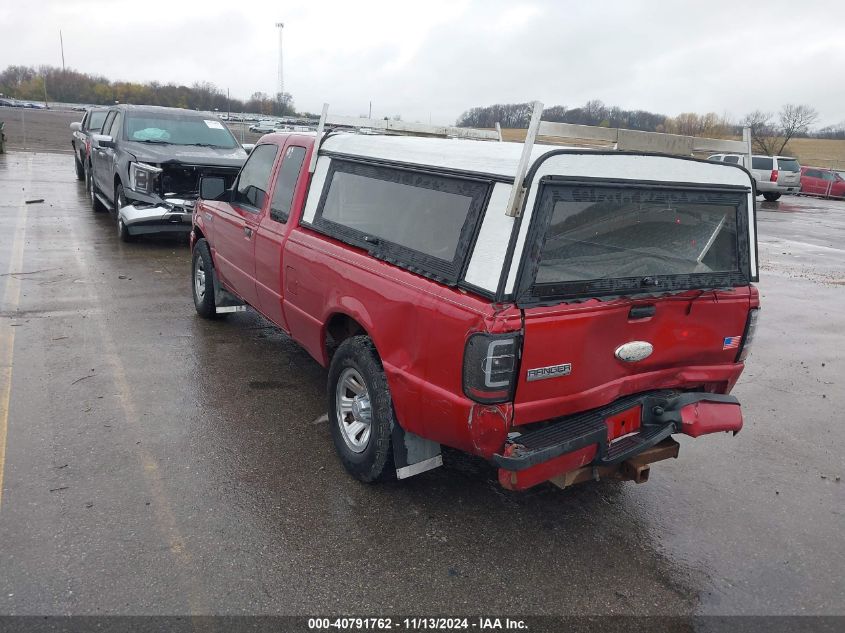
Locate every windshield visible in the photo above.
<box><xmin>528</xmin><ymin>184</ymin><xmax>744</xmax><ymax>296</ymax></box>
<box><xmin>777</xmin><ymin>158</ymin><xmax>800</xmax><ymax>172</ymax></box>
<box><xmin>124</xmin><ymin>114</ymin><xmax>237</xmax><ymax>148</ymax></box>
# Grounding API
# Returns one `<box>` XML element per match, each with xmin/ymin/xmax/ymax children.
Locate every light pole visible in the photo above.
<box><xmin>276</xmin><ymin>22</ymin><xmax>284</xmax><ymax>112</ymax></box>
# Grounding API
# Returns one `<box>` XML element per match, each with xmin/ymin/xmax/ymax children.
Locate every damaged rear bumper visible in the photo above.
<box><xmin>495</xmin><ymin>391</ymin><xmax>742</xmax><ymax>490</ymax></box>
<box><xmin>118</xmin><ymin>198</ymin><xmax>194</xmax><ymax>236</ymax></box>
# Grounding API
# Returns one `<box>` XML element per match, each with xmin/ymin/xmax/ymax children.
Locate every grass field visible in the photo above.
<box><xmin>501</xmin><ymin>129</ymin><xmax>845</xmax><ymax>170</ymax></box>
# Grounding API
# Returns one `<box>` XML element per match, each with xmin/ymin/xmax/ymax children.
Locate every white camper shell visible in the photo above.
<box><xmin>301</xmin><ymin>103</ymin><xmax>758</xmax><ymax>303</ymax></box>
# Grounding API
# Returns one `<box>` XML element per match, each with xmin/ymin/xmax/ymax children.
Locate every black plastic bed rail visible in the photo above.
<box><xmin>494</xmin><ymin>390</ymin><xmax>739</xmax><ymax>471</ymax></box>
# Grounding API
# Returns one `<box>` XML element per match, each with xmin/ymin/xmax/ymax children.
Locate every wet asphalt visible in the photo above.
<box><xmin>0</xmin><ymin>152</ymin><xmax>842</xmax><ymax>617</ymax></box>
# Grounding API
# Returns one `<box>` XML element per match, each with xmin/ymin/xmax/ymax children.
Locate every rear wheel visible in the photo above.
<box><xmin>74</xmin><ymin>153</ymin><xmax>85</xmax><ymax>180</ymax></box>
<box><xmin>191</xmin><ymin>239</ymin><xmax>222</xmax><ymax>319</ymax></box>
<box><xmin>327</xmin><ymin>336</ymin><xmax>395</xmax><ymax>483</ymax></box>
<box><xmin>763</xmin><ymin>192</ymin><xmax>781</xmax><ymax>202</ymax></box>
<box><xmin>88</xmin><ymin>168</ymin><xmax>105</xmax><ymax>212</ymax></box>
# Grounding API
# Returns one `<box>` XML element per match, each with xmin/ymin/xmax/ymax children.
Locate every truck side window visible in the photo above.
<box><xmin>312</xmin><ymin>160</ymin><xmax>489</xmax><ymax>284</ymax></box>
<box><xmin>269</xmin><ymin>146</ymin><xmax>306</xmax><ymax>223</ymax></box>
<box><xmin>108</xmin><ymin>113</ymin><xmax>122</xmax><ymax>139</ymax></box>
<box><xmin>723</xmin><ymin>156</ymin><xmax>740</xmax><ymax>164</ymax></box>
<box><xmin>87</xmin><ymin>110</ymin><xmax>107</xmax><ymax>132</ymax></box>
<box><xmin>751</xmin><ymin>156</ymin><xmax>773</xmax><ymax>170</ymax></box>
<box><xmin>234</xmin><ymin>144</ymin><xmax>279</xmax><ymax>211</ymax></box>
<box><xmin>101</xmin><ymin>112</ymin><xmax>116</xmax><ymax>137</ymax></box>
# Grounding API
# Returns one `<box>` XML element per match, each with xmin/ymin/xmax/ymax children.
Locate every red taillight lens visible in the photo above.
<box><xmin>770</xmin><ymin>170</ymin><xmax>779</xmax><ymax>182</ymax></box>
<box><xmin>463</xmin><ymin>333</ymin><xmax>520</xmax><ymax>404</ymax></box>
<box><xmin>85</xmin><ymin>138</ymin><xmax>90</xmax><ymax>156</ymax></box>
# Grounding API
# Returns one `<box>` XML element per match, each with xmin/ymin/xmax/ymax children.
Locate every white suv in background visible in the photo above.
<box><xmin>708</xmin><ymin>154</ymin><xmax>801</xmax><ymax>201</ymax></box>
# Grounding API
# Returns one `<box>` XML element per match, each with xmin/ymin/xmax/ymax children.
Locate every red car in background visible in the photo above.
<box><xmin>800</xmin><ymin>166</ymin><xmax>845</xmax><ymax>198</ymax></box>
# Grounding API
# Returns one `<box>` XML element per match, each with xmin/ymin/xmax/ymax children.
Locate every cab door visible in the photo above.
<box><xmin>253</xmin><ymin>142</ymin><xmax>308</xmax><ymax>330</ymax></box>
<box><xmin>803</xmin><ymin>169</ymin><xmax>823</xmax><ymax>195</ymax></box>
<box><xmin>213</xmin><ymin>143</ymin><xmax>279</xmax><ymax>307</ymax></box>
<box><xmin>92</xmin><ymin>110</ymin><xmax>116</xmax><ymax>194</ymax></box>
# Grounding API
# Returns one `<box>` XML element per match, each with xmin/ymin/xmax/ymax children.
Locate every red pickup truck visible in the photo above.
<box><xmin>191</xmin><ymin>128</ymin><xmax>759</xmax><ymax>490</ymax></box>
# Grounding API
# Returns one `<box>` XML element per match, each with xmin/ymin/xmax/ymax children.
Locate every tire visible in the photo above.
<box><xmin>191</xmin><ymin>239</ymin><xmax>222</xmax><ymax>319</ymax></box>
<box><xmin>327</xmin><ymin>335</ymin><xmax>395</xmax><ymax>483</ymax></box>
<box><xmin>763</xmin><ymin>192</ymin><xmax>781</xmax><ymax>202</ymax></box>
<box><xmin>74</xmin><ymin>153</ymin><xmax>85</xmax><ymax>180</ymax></box>
<box><xmin>88</xmin><ymin>167</ymin><xmax>105</xmax><ymax>212</ymax></box>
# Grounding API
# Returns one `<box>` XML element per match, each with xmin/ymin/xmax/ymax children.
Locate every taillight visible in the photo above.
<box><xmin>770</xmin><ymin>170</ymin><xmax>779</xmax><ymax>182</ymax></box>
<box><xmin>85</xmin><ymin>138</ymin><xmax>91</xmax><ymax>156</ymax></box>
<box><xmin>463</xmin><ymin>333</ymin><xmax>520</xmax><ymax>404</ymax></box>
<box><xmin>736</xmin><ymin>308</ymin><xmax>760</xmax><ymax>362</ymax></box>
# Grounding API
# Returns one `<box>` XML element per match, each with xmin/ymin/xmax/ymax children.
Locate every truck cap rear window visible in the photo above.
<box><xmin>515</xmin><ymin>180</ymin><xmax>752</xmax><ymax>302</ymax></box>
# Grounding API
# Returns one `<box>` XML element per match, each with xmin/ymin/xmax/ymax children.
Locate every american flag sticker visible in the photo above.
<box><xmin>723</xmin><ymin>336</ymin><xmax>741</xmax><ymax>350</ymax></box>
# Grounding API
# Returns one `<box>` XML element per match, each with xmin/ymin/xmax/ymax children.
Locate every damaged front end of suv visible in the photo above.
<box><xmin>114</xmin><ymin>107</ymin><xmax>250</xmax><ymax>238</ymax></box>
<box><xmin>122</xmin><ymin>160</ymin><xmax>243</xmax><ymax>236</ymax></box>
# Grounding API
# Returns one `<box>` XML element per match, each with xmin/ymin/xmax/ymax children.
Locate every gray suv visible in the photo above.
<box><xmin>88</xmin><ymin>105</ymin><xmax>248</xmax><ymax>241</ymax></box>
<box><xmin>708</xmin><ymin>154</ymin><xmax>801</xmax><ymax>201</ymax></box>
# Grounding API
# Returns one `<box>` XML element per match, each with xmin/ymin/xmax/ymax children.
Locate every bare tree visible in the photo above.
<box><xmin>742</xmin><ymin>104</ymin><xmax>818</xmax><ymax>155</ymax></box>
<box><xmin>777</xmin><ymin>104</ymin><xmax>818</xmax><ymax>154</ymax></box>
<box><xmin>741</xmin><ymin>110</ymin><xmax>777</xmax><ymax>154</ymax></box>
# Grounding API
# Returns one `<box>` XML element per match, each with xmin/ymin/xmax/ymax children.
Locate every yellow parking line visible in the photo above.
<box><xmin>0</xmin><ymin>201</ymin><xmax>28</xmax><ymax>512</ymax></box>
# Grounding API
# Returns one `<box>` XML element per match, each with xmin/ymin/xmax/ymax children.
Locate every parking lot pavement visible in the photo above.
<box><xmin>0</xmin><ymin>152</ymin><xmax>842</xmax><ymax>617</ymax></box>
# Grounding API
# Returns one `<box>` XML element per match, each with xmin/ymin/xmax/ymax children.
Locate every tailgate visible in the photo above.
<box><xmin>776</xmin><ymin>158</ymin><xmax>801</xmax><ymax>187</ymax></box>
<box><xmin>513</xmin><ymin>291</ymin><xmax>750</xmax><ymax>424</ymax></box>
<box><xmin>503</xmin><ymin>153</ymin><xmax>757</xmax><ymax>426</ymax></box>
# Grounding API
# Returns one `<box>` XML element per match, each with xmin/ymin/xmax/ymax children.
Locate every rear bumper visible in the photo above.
<box><xmin>495</xmin><ymin>391</ymin><xmax>742</xmax><ymax>490</ymax></box>
<box><xmin>756</xmin><ymin>180</ymin><xmax>798</xmax><ymax>194</ymax></box>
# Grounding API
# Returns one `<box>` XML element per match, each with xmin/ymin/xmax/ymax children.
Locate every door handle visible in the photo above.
<box><xmin>244</xmin><ymin>226</ymin><xmax>253</xmax><ymax>238</ymax></box>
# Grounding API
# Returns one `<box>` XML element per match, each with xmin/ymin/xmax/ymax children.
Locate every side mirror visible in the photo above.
<box><xmin>70</xmin><ymin>122</ymin><xmax>82</xmax><ymax>132</ymax></box>
<box><xmin>200</xmin><ymin>176</ymin><xmax>227</xmax><ymax>201</ymax></box>
<box><xmin>92</xmin><ymin>134</ymin><xmax>115</xmax><ymax>149</ymax></box>
<box><xmin>242</xmin><ymin>143</ymin><xmax>255</xmax><ymax>155</ymax></box>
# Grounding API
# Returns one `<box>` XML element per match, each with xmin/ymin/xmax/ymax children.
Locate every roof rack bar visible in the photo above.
<box><xmin>535</xmin><ymin>119</ymin><xmax>749</xmax><ymax>156</ymax></box>
<box><xmin>308</xmin><ymin>102</ymin><xmax>329</xmax><ymax>174</ymax></box>
<box><xmin>505</xmin><ymin>100</ymin><xmax>544</xmax><ymax>218</ymax></box>
<box><xmin>307</xmin><ymin>102</ymin><xmax>498</xmax><ymax>174</ymax></box>
<box><xmin>324</xmin><ymin>114</ymin><xmax>499</xmax><ymax>140</ymax></box>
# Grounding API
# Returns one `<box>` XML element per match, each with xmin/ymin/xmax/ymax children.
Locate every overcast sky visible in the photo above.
<box><xmin>1</xmin><ymin>0</ymin><xmax>843</xmax><ymax>126</ymax></box>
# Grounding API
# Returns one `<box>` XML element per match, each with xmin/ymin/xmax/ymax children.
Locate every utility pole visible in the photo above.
<box><xmin>59</xmin><ymin>30</ymin><xmax>65</xmax><ymax>71</ymax></box>
<box><xmin>368</xmin><ymin>101</ymin><xmax>372</xmax><ymax>118</ymax></box>
<box><xmin>227</xmin><ymin>87</ymin><xmax>230</xmax><ymax>120</ymax></box>
<box><xmin>42</xmin><ymin>75</ymin><xmax>48</xmax><ymax>107</ymax></box>
<box><xmin>275</xmin><ymin>22</ymin><xmax>285</xmax><ymax>100</ymax></box>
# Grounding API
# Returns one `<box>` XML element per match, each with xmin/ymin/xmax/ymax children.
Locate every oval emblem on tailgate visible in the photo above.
<box><xmin>615</xmin><ymin>341</ymin><xmax>653</xmax><ymax>362</ymax></box>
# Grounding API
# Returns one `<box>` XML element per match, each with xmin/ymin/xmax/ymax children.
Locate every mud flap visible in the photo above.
<box><xmin>212</xmin><ymin>268</ymin><xmax>246</xmax><ymax>314</ymax></box>
<box><xmin>392</xmin><ymin>425</ymin><xmax>442</xmax><ymax>480</ymax></box>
